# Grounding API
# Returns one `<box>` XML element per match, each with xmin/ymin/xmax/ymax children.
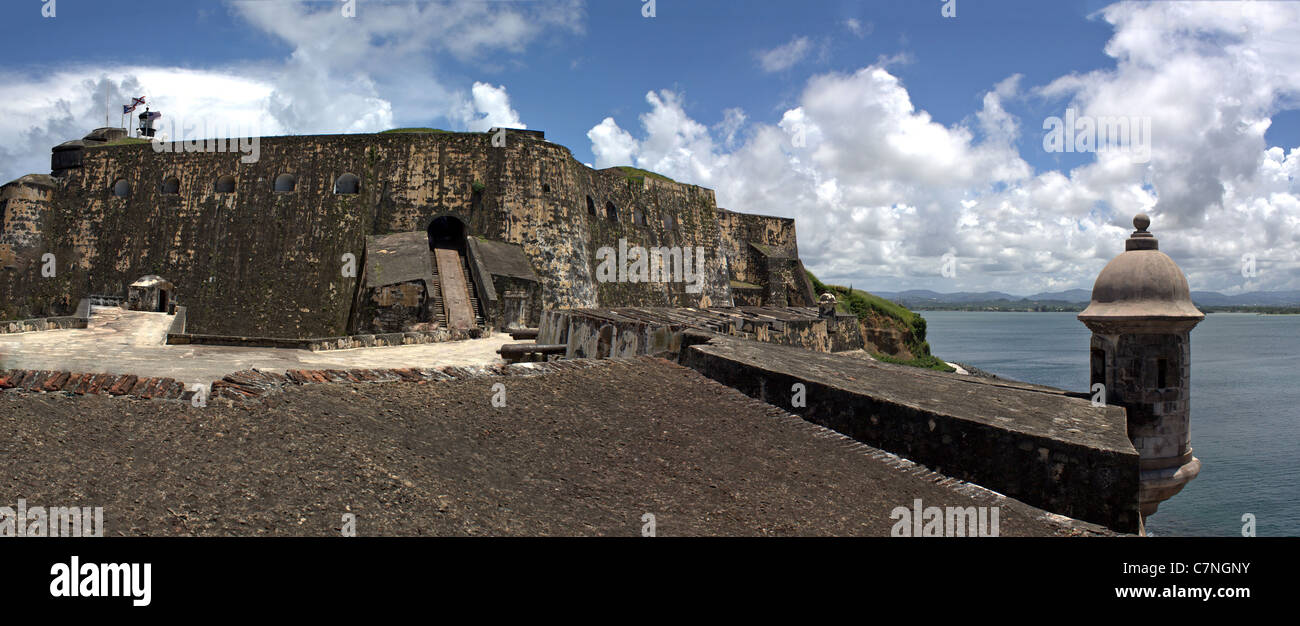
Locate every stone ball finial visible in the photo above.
<box><xmin>1134</xmin><ymin>213</ymin><xmax>1151</xmax><ymax>232</ymax></box>
<box><xmin>818</xmin><ymin>292</ymin><xmax>837</xmax><ymax>305</ymax></box>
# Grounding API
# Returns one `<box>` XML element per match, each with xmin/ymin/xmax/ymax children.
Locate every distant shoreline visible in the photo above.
<box><xmin>909</xmin><ymin>306</ymin><xmax>1300</xmax><ymax>315</ymax></box>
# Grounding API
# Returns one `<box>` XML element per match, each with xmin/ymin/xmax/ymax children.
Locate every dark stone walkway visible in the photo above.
<box><xmin>0</xmin><ymin>358</ymin><xmax>1107</xmax><ymax>536</ymax></box>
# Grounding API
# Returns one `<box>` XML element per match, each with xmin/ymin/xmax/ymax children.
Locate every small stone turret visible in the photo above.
<box><xmin>1078</xmin><ymin>214</ymin><xmax>1204</xmax><ymax>523</ymax></box>
<box><xmin>817</xmin><ymin>292</ymin><xmax>837</xmax><ymax>318</ymax></box>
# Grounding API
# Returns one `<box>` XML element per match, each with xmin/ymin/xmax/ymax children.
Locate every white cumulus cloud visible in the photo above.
<box><xmin>455</xmin><ymin>82</ymin><xmax>527</xmax><ymax>131</ymax></box>
<box><xmin>589</xmin><ymin>2</ymin><xmax>1300</xmax><ymax>295</ymax></box>
<box><xmin>758</xmin><ymin>36</ymin><xmax>816</xmax><ymax>73</ymax></box>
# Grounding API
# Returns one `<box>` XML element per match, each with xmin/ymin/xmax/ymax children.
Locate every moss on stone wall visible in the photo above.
<box><xmin>83</xmin><ymin>137</ymin><xmax>152</xmax><ymax>148</ymax></box>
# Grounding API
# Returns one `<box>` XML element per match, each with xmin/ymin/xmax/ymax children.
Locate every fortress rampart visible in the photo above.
<box><xmin>680</xmin><ymin>336</ymin><xmax>1143</xmax><ymax>532</ymax></box>
<box><xmin>0</xmin><ymin>129</ymin><xmax>811</xmax><ymax>338</ymax></box>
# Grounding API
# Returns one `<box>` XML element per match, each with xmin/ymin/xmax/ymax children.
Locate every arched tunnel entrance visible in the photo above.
<box><xmin>425</xmin><ymin>215</ymin><xmax>480</xmax><ymax>330</ymax></box>
<box><xmin>427</xmin><ymin>215</ymin><xmax>467</xmax><ymax>251</ymax></box>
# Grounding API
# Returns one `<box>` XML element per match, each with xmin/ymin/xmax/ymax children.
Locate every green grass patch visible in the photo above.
<box><xmin>85</xmin><ymin>137</ymin><xmax>152</xmax><ymax>148</ymax></box>
<box><xmin>806</xmin><ymin>270</ymin><xmax>914</xmax><ymax>326</ymax></box>
<box><xmin>805</xmin><ymin>269</ymin><xmax>937</xmax><ymax>362</ymax></box>
<box><xmin>380</xmin><ymin>127</ymin><xmax>451</xmax><ymax>134</ymax></box>
<box><xmin>872</xmin><ymin>352</ymin><xmax>954</xmax><ymax>373</ymax></box>
<box><xmin>617</xmin><ymin>166</ymin><xmax>675</xmax><ymax>185</ymax></box>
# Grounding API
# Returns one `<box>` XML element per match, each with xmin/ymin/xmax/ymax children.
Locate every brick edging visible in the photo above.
<box><xmin>0</xmin><ymin>370</ymin><xmax>188</xmax><ymax>400</ymax></box>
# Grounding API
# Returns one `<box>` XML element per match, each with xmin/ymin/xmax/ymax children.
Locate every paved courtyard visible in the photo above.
<box><xmin>0</xmin><ymin>306</ymin><xmax>511</xmax><ymax>386</ymax></box>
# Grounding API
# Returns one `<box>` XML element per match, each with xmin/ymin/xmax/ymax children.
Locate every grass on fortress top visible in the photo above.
<box><xmin>806</xmin><ymin>270</ymin><xmax>915</xmax><ymax>326</ymax></box>
<box><xmin>84</xmin><ymin>137</ymin><xmax>152</xmax><ymax>148</ymax></box>
<box><xmin>806</xmin><ymin>270</ymin><xmax>952</xmax><ymax>372</ymax></box>
<box><xmin>617</xmin><ymin>166</ymin><xmax>675</xmax><ymax>185</ymax></box>
<box><xmin>380</xmin><ymin>127</ymin><xmax>453</xmax><ymax>134</ymax></box>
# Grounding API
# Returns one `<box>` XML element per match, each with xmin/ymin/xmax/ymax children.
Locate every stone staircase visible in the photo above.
<box><xmin>428</xmin><ymin>247</ymin><xmax>483</xmax><ymax>330</ymax></box>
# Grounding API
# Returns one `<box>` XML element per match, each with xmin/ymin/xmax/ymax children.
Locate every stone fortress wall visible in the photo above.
<box><xmin>0</xmin><ymin>129</ymin><xmax>810</xmax><ymax>338</ymax></box>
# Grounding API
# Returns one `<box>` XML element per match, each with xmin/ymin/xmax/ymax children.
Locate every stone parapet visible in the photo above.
<box><xmin>679</xmin><ymin>335</ymin><xmax>1142</xmax><ymax>532</ymax></box>
<box><xmin>538</xmin><ymin>305</ymin><xmax>863</xmax><ymax>359</ymax></box>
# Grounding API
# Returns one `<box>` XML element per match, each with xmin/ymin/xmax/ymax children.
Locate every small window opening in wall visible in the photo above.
<box><xmin>215</xmin><ymin>175</ymin><xmax>235</xmax><ymax>193</ymax></box>
<box><xmin>542</xmin><ymin>183</ymin><xmax>551</xmax><ymax>193</ymax></box>
<box><xmin>606</xmin><ymin>201</ymin><xmax>618</xmax><ymax>222</ymax></box>
<box><xmin>161</xmin><ymin>177</ymin><xmax>180</xmax><ymax>195</ymax></box>
<box><xmin>334</xmin><ymin>173</ymin><xmax>360</xmax><ymax>194</ymax></box>
<box><xmin>274</xmin><ymin>173</ymin><xmax>296</xmax><ymax>192</ymax></box>
<box><xmin>586</xmin><ymin>195</ymin><xmax>596</xmax><ymax>216</ymax></box>
<box><xmin>112</xmin><ymin>179</ymin><xmax>130</xmax><ymax>197</ymax></box>
<box><xmin>1090</xmin><ymin>348</ymin><xmax>1105</xmax><ymax>388</ymax></box>
<box><xmin>1157</xmin><ymin>358</ymin><xmax>1169</xmax><ymax>388</ymax></box>
<box><xmin>663</xmin><ymin>214</ymin><xmax>675</xmax><ymax>230</ymax></box>
<box><xmin>633</xmin><ymin>208</ymin><xmax>647</xmax><ymax>226</ymax></box>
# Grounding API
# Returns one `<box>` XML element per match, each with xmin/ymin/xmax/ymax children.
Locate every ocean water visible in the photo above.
<box><xmin>919</xmin><ymin>311</ymin><xmax>1298</xmax><ymax>537</ymax></box>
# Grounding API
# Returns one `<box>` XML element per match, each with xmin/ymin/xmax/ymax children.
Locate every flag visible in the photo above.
<box><xmin>123</xmin><ymin>96</ymin><xmax>146</xmax><ymax>114</ymax></box>
<box><xmin>143</xmin><ymin>111</ymin><xmax>161</xmax><ymax>121</ymax></box>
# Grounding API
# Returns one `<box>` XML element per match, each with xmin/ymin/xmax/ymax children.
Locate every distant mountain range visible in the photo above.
<box><xmin>871</xmin><ymin>289</ymin><xmax>1300</xmax><ymax>307</ymax></box>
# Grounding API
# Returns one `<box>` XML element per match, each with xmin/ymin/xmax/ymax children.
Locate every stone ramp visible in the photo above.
<box><xmin>680</xmin><ymin>335</ymin><xmax>1142</xmax><ymax>532</ymax></box>
<box><xmin>434</xmin><ymin>247</ymin><xmax>474</xmax><ymax>330</ymax></box>
<box><xmin>86</xmin><ymin>305</ymin><xmax>173</xmax><ymax>345</ymax></box>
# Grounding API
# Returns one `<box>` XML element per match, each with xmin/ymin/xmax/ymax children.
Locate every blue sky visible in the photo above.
<box><xmin>3</xmin><ymin>1</ymin><xmax>1298</xmax><ymax>295</ymax></box>
<box><xmin>3</xmin><ymin>0</ymin><xmax>1136</xmax><ymax>167</ymax></box>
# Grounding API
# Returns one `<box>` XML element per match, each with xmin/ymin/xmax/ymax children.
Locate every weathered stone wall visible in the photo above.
<box><xmin>762</xmin><ymin>256</ymin><xmax>816</xmax><ymax>307</ymax></box>
<box><xmin>167</xmin><ymin>328</ymin><xmax>481</xmax><ymax>352</ymax></box>
<box><xmin>1</xmin><ymin>130</ymin><xmax>803</xmax><ymax>338</ymax></box>
<box><xmin>861</xmin><ymin>323</ymin><xmax>916</xmax><ymax>360</ymax></box>
<box><xmin>716</xmin><ymin>208</ymin><xmax>799</xmax><ymax>288</ymax></box>
<box><xmin>0</xmin><ymin>175</ymin><xmax>63</xmax><ymax>319</ymax></box>
<box><xmin>0</xmin><ymin>315</ymin><xmax>88</xmax><ymax>335</ymax></box>
<box><xmin>1088</xmin><ymin>327</ymin><xmax>1192</xmax><ymax>460</ymax></box>
<box><xmin>361</xmin><ymin>280</ymin><xmax>433</xmax><ymax>333</ymax></box>
<box><xmin>490</xmin><ymin>275</ymin><xmax>541</xmax><ymax>329</ymax></box>
<box><xmin>538</xmin><ymin>306</ymin><xmax>864</xmax><ymax>359</ymax></box>
<box><xmin>0</xmin><ymin>175</ymin><xmax>56</xmax><ymax>252</ymax></box>
<box><xmin>1</xmin><ymin>137</ymin><xmax>373</xmax><ymax>336</ymax></box>
<box><xmin>0</xmin><ymin>299</ymin><xmax>89</xmax><ymax>336</ymax></box>
<box><xmin>680</xmin><ymin>336</ymin><xmax>1143</xmax><ymax>532</ymax></box>
<box><xmin>577</xmin><ymin>172</ymin><xmax>732</xmax><ymax>308</ymax></box>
